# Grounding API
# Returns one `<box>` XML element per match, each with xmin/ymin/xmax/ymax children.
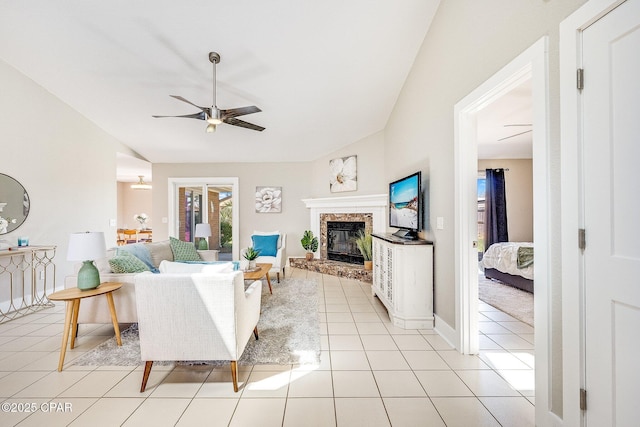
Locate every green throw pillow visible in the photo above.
<box><xmin>169</xmin><ymin>237</ymin><xmax>201</xmax><ymax>261</ymax></box>
<box><xmin>108</xmin><ymin>250</ymin><xmax>150</xmax><ymax>274</ymax></box>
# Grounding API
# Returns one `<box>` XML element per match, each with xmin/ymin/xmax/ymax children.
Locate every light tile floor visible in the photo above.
<box><xmin>0</xmin><ymin>268</ymin><xmax>534</xmax><ymax>426</ymax></box>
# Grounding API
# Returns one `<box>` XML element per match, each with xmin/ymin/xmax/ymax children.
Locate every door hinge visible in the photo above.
<box><xmin>578</xmin><ymin>228</ymin><xmax>586</xmax><ymax>251</ymax></box>
<box><xmin>580</xmin><ymin>388</ymin><xmax>587</xmax><ymax>411</ymax></box>
<box><xmin>577</xmin><ymin>68</ymin><xmax>584</xmax><ymax>91</ymax></box>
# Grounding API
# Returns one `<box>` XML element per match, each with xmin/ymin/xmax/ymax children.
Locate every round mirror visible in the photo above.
<box><xmin>0</xmin><ymin>173</ymin><xmax>30</xmax><ymax>234</ymax></box>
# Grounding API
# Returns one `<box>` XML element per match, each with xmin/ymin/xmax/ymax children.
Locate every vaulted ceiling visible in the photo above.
<box><xmin>1</xmin><ymin>0</ymin><xmax>532</xmax><ymax>184</ymax></box>
<box><xmin>0</xmin><ymin>1</ymin><xmax>440</xmax><ymax>167</ymax></box>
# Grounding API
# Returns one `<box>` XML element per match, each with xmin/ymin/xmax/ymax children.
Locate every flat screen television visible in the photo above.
<box><xmin>389</xmin><ymin>171</ymin><xmax>422</xmax><ymax>239</ymax></box>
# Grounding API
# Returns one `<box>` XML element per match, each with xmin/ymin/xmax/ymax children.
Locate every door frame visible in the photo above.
<box><xmin>454</xmin><ymin>36</ymin><xmax>552</xmax><ymax>421</ymax></box>
<box><xmin>560</xmin><ymin>1</ymin><xmax>626</xmax><ymax>425</ymax></box>
<box><xmin>168</xmin><ymin>177</ymin><xmax>240</xmax><ymax>261</ymax></box>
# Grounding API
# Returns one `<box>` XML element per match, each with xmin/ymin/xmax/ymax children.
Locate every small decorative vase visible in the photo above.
<box><xmin>248</xmin><ymin>260</ymin><xmax>256</xmax><ymax>269</ymax></box>
<box><xmin>198</xmin><ymin>238</ymin><xmax>208</xmax><ymax>250</ymax></box>
<box><xmin>364</xmin><ymin>260</ymin><xmax>373</xmax><ymax>271</ymax></box>
<box><xmin>77</xmin><ymin>260</ymin><xmax>101</xmax><ymax>290</ymax></box>
<box><xmin>305</xmin><ymin>252</ymin><xmax>314</xmax><ymax>261</ymax></box>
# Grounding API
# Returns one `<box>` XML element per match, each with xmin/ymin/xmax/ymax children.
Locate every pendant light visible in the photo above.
<box><xmin>131</xmin><ymin>176</ymin><xmax>152</xmax><ymax>190</ymax></box>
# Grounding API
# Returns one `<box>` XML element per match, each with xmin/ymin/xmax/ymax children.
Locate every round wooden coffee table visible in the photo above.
<box><xmin>49</xmin><ymin>282</ymin><xmax>123</xmax><ymax>371</ymax></box>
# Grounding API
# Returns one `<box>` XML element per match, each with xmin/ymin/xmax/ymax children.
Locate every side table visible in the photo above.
<box><xmin>48</xmin><ymin>282</ymin><xmax>123</xmax><ymax>371</ymax></box>
<box><xmin>243</xmin><ymin>263</ymin><xmax>273</xmax><ymax>294</ymax></box>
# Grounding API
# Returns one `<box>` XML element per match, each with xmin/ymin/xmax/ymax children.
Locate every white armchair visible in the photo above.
<box><xmin>134</xmin><ymin>268</ymin><xmax>262</xmax><ymax>392</ymax></box>
<box><xmin>242</xmin><ymin>231</ymin><xmax>287</xmax><ymax>283</ymax></box>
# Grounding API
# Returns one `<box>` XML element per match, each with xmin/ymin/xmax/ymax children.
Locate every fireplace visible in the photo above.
<box><xmin>319</xmin><ymin>213</ymin><xmax>373</xmax><ymax>261</ymax></box>
<box><xmin>297</xmin><ymin>194</ymin><xmax>387</xmax><ymax>281</ymax></box>
<box><xmin>327</xmin><ymin>221</ymin><xmax>365</xmax><ymax>264</ymax></box>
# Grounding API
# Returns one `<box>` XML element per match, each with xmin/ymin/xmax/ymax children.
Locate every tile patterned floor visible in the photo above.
<box><xmin>0</xmin><ymin>268</ymin><xmax>534</xmax><ymax>426</ymax></box>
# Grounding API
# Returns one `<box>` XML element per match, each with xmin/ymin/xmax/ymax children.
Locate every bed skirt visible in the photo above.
<box><xmin>484</xmin><ymin>268</ymin><xmax>534</xmax><ymax>294</ymax></box>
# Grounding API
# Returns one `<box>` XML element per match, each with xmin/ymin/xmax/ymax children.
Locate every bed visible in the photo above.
<box><xmin>480</xmin><ymin>242</ymin><xmax>534</xmax><ymax>293</ymax></box>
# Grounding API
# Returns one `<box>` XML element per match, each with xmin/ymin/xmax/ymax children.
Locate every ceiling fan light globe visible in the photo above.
<box><xmin>206</xmin><ymin>124</ymin><xmax>216</xmax><ymax>133</ymax></box>
<box><xmin>206</xmin><ymin>108</ymin><xmax>222</xmax><ymax>125</ymax></box>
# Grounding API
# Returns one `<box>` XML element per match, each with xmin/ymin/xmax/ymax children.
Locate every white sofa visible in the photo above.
<box><xmin>136</xmin><ymin>264</ymin><xmax>262</xmax><ymax>392</ymax></box>
<box><xmin>64</xmin><ymin>240</ymin><xmax>219</xmax><ymax>324</ymax></box>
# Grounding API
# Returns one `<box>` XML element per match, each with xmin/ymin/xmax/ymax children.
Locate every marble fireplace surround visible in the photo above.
<box><xmin>302</xmin><ymin>194</ymin><xmax>387</xmax><ymax>260</ymax></box>
<box><xmin>322</xmin><ymin>213</ymin><xmax>372</xmax><ymax>261</ymax></box>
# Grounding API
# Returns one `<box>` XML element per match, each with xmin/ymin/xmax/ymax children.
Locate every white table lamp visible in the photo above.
<box><xmin>195</xmin><ymin>223</ymin><xmax>212</xmax><ymax>250</ymax></box>
<box><xmin>67</xmin><ymin>231</ymin><xmax>106</xmax><ymax>290</ymax></box>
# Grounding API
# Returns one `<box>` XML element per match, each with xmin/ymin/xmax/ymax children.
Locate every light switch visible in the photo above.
<box><xmin>109</xmin><ymin>219</ymin><xmax>117</xmax><ymax>227</ymax></box>
<box><xmin>436</xmin><ymin>217</ymin><xmax>444</xmax><ymax>230</ymax></box>
<box><xmin>162</xmin><ymin>217</ymin><xmax>168</xmax><ymax>224</ymax></box>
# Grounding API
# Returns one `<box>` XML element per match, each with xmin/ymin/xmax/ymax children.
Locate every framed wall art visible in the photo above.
<box><xmin>329</xmin><ymin>155</ymin><xmax>357</xmax><ymax>193</ymax></box>
<box><xmin>255</xmin><ymin>186</ymin><xmax>282</xmax><ymax>213</ymax></box>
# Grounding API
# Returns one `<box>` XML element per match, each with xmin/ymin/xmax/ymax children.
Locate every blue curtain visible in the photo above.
<box><xmin>484</xmin><ymin>168</ymin><xmax>508</xmax><ymax>250</ymax></box>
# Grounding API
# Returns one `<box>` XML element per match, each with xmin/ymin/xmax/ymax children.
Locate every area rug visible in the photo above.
<box><xmin>72</xmin><ymin>277</ymin><xmax>320</xmax><ymax>367</ymax></box>
<box><xmin>478</xmin><ymin>274</ymin><xmax>534</xmax><ymax>326</ymax></box>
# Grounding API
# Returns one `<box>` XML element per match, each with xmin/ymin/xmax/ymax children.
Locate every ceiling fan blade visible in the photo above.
<box><xmin>224</xmin><ymin>117</ymin><xmax>265</xmax><ymax>132</ymax></box>
<box><xmin>169</xmin><ymin>95</ymin><xmax>207</xmax><ymax>111</ymax></box>
<box><xmin>152</xmin><ymin>112</ymin><xmax>206</xmax><ymax>120</ymax></box>
<box><xmin>498</xmin><ymin>129</ymin><xmax>532</xmax><ymax>141</ymax></box>
<box><xmin>220</xmin><ymin>106</ymin><xmax>261</xmax><ymax>119</ymax></box>
<box><xmin>158</xmin><ymin>53</ymin><xmax>264</xmax><ymax>133</ymax></box>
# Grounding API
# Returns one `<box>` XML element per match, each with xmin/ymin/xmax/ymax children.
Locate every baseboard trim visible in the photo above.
<box><xmin>433</xmin><ymin>314</ymin><xmax>457</xmax><ymax>349</ymax></box>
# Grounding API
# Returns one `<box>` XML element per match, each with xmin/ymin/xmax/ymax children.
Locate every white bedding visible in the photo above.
<box><xmin>481</xmin><ymin>242</ymin><xmax>534</xmax><ymax>280</ymax></box>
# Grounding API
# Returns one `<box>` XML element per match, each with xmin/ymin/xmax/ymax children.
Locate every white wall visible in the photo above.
<box><xmin>151</xmin><ymin>131</ymin><xmax>387</xmax><ymax>259</ymax></box>
<box><xmin>478</xmin><ymin>159</ymin><xmax>533</xmax><ymax>242</ymax></box>
<box><xmin>384</xmin><ymin>0</ymin><xmax>587</xmax><ymax>417</ymax></box>
<box><xmin>310</xmin><ymin>131</ymin><xmax>387</xmax><ymax>198</ymax></box>
<box><xmin>0</xmin><ymin>59</ymin><xmax>137</xmax><ymax>288</ymax></box>
<box><xmin>151</xmin><ymin>162</ymin><xmax>312</xmax><ymax>259</ymax></box>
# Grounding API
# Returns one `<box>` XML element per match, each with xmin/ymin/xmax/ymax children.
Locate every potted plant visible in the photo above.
<box><xmin>134</xmin><ymin>213</ymin><xmax>149</xmax><ymax>230</ymax></box>
<box><xmin>243</xmin><ymin>246</ymin><xmax>260</xmax><ymax>269</ymax></box>
<box><xmin>301</xmin><ymin>230</ymin><xmax>318</xmax><ymax>261</ymax></box>
<box><xmin>353</xmin><ymin>230</ymin><xmax>373</xmax><ymax>270</ymax></box>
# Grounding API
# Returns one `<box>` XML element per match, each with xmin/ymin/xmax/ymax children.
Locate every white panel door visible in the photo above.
<box><xmin>582</xmin><ymin>1</ymin><xmax>640</xmax><ymax>425</ymax></box>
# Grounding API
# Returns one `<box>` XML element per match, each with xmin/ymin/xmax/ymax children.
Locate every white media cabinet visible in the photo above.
<box><xmin>371</xmin><ymin>233</ymin><xmax>434</xmax><ymax>329</ymax></box>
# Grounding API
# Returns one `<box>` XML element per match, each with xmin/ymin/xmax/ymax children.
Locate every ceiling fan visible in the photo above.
<box><xmin>153</xmin><ymin>52</ymin><xmax>264</xmax><ymax>133</ymax></box>
<box><xmin>498</xmin><ymin>124</ymin><xmax>532</xmax><ymax>141</ymax></box>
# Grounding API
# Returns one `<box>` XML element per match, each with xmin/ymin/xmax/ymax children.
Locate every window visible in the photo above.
<box><xmin>477</xmin><ymin>174</ymin><xmax>486</xmax><ymax>255</ymax></box>
<box><xmin>169</xmin><ymin>178</ymin><xmax>239</xmax><ymax>261</ymax></box>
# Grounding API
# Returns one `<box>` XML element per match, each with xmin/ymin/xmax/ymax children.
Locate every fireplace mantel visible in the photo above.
<box><xmin>302</xmin><ymin>194</ymin><xmax>388</xmax><ymax>209</ymax></box>
<box><xmin>302</xmin><ymin>194</ymin><xmax>387</xmax><ymax>258</ymax></box>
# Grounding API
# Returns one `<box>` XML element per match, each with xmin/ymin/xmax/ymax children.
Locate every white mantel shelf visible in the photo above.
<box><xmin>302</xmin><ymin>194</ymin><xmax>388</xmax><ymax>258</ymax></box>
<box><xmin>302</xmin><ymin>194</ymin><xmax>388</xmax><ymax>209</ymax></box>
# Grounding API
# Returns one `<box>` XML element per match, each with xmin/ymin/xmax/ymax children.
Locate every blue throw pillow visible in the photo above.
<box><xmin>251</xmin><ymin>234</ymin><xmax>279</xmax><ymax>257</ymax></box>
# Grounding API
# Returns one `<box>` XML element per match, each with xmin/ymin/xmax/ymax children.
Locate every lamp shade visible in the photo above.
<box><xmin>67</xmin><ymin>232</ymin><xmax>107</xmax><ymax>261</ymax></box>
<box><xmin>195</xmin><ymin>223</ymin><xmax>212</xmax><ymax>238</ymax></box>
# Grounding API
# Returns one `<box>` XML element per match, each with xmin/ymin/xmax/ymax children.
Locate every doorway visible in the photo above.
<box><xmin>168</xmin><ymin>177</ymin><xmax>240</xmax><ymax>261</ymax></box>
<box><xmin>116</xmin><ymin>153</ymin><xmax>153</xmax><ymax>247</ymax></box>
<box><xmin>454</xmin><ymin>37</ymin><xmax>550</xmax><ymax>420</ymax></box>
